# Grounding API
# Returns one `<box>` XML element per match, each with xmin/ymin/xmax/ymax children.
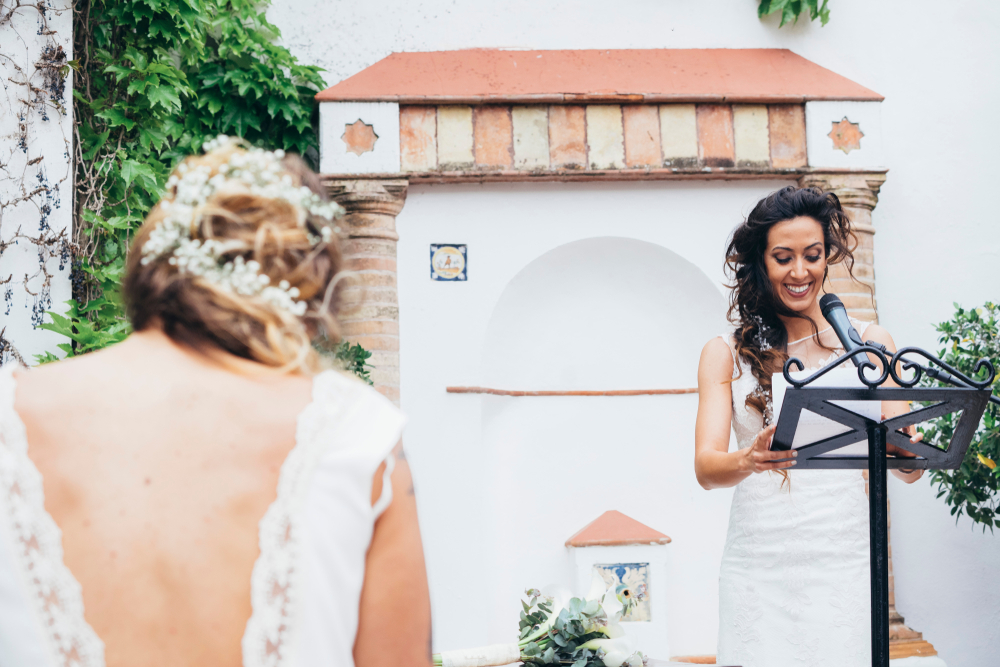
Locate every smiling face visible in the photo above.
<box><xmin>764</xmin><ymin>215</ymin><xmax>827</xmax><ymax>313</ymax></box>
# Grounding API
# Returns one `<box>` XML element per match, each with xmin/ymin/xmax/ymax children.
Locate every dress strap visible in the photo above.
<box><xmin>0</xmin><ymin>366</ymin><xmax>105</xmax><ymax>667</ymax></box>
<box><xmin>850</xmin><ymin>317</ymin><xmax>873</xmax><ymax>339</ymax></box>
<box><xmin>243</xmin><ymin>370</ymin><xmax>365</xmax><ymax>667</ymax></box>
<box><xmin>719</xmin><ymin>335</ymin><xmax>740</xmax><ymax>380</ymax></box>
<box><xmin>371</xmin><ymin>453</ymin><xmax>396</xmax><ymax>518</ymax></box>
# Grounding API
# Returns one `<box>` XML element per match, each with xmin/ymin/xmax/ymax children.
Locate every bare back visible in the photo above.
<box><xmin>13</xmin><ymin>330</ymin><xmax>313</xmax><ymax>667</ymax></box>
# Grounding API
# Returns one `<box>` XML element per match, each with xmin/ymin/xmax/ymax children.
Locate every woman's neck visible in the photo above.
<box><xmin>778</xmin><ymin>301</ymin><xmax>827</xmax><ymax>343</ymax></box>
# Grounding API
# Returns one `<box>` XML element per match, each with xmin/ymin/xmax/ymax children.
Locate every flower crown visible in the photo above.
<box><xmin>141</xmin><ymin>136</ymin><xmax>343</xmax><ymax>317</ymax></box>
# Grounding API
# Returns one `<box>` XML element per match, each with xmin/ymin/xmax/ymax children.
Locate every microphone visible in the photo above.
<box><xmin>820</xmin><ymin>294</ymin><xmax>865</xmax><ymax>367</ymax></box>
<box><xmin>819</xmin><ymin>295</ymin><xmax>1000</xmax><ymax>407</ymax></box>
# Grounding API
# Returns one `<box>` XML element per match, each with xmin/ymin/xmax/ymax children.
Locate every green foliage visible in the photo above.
<box><xmin>69</xmin><ymin>0</ymin><xmax>325</xmax><ymax>354</ymax></box>
<box><xmin>921</xmin><ymin>302</ymin><xmax>1000</xmax><ymax>531</ymax></box>
<box><xmin>35</xmin><ymin>2</ymin><xmax>375</xmax><ymax>385</ymax></box>
<box><xmin>518</xmin><ymin>591</ymin><xmax>605</xmax><ymax>666</ymax></box>
<box><xmin>333</xmin><ymin>341</ymin><xmax>374</xmax><ymax>386</ymax></box>
<box><xmin>758</xmin><ymin>0</ymin><xmax>830</xmax><ymax>27</ymax></box>
<box><xmin>518</xmin><ymin>590</ymin><xmax>555</xmax><ymax>641</ymax></box>
<box><xmin>36</xmin><ymin>298</ymin><xmax>131</xmax><ymax>361</ymax></box>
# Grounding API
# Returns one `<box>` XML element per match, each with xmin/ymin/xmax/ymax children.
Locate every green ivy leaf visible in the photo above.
<box><xmin>147</xmin><ymin>84</ymin><xmax>182</xmax><ymax>111</ymax></box>
<box><xmin>81</xmin><ymin>129</ymin><xmax>112</xmax><ymax>161</ymax></box>
<box><xmin>95</xmin><ymin>108</ymin><xmax>136</xmax><ymax>131</ymax></box>
<box><xmin>221</xmin><ymin>103</ymin><xmax>263</xmax><ymax>136</ymax></box>
<box><xmin>139</xmin><ymin>126</ymin><xmax>169</xmax><ymax>151</ymax></box>
<box><xmin>120</xmin><ymin>159</ymin><xmax>156</xmax><ymax>188</ymax></box>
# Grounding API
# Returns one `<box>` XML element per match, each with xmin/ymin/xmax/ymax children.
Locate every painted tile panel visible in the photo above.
<box><xmin>586</xmin><ymin>105</ymin><xmax>625</xmax><ymax>170</ymax></box>
<box><xmin>400</xmin><ymin>106</ymin><xmax>437</xmax><ymax>172</ymax></box>
<box><xmin>623</xmin><ymin>105</ymin><xmax>662</xmax><ymax>168</ymax></box>
<box><xmin>659</xmin><ymin>104</ymin><xmax>698</xmax><ymax>168</ymax></box>
<box><xmin>767</xmin><ymin>104</ymin><xmax>807</xmax><ymax>169</ymax></box>
<box><xmin>594</xmin><ymin>562</ymin><xmax>651</xmax><ymax>622</ymax></box>
<box><xmin>512</xmin><ymin>106</ymin><xmax>550</xmax><ymax>169</ymax></box>
<box><xmin>437</xmin><ymin>105</ymin><xmax>475</xmax><ymax>169</ymax></box>
<box><xmin>733</xmin><ymin>104</ymin><xmax>770</xmax><ymax>168</ymax></box>
<box><xmin>473</xmin><ymin>106</ymin><xmax>513</xmax><ymax>169</ymax></box>
<box><xmin>696</xmin><ymin>104</ymin><xmax>735</xmax><ymax>168</ymax></box>
<box><xmin>548</xmin><ymin>105</ymin><xmax>587</xmax><ymax>169</ymax></box>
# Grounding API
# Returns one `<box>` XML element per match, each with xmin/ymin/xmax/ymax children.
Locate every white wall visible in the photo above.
<box><xmin>0</xmin><ymin>0</ymin><xmax>73</xmax><ymax>365</ymax></box>
<box><xmin>479</xmin><ymin>238</ymin><xmax>728</xmax><ymax>653</ymax></box>
<box><xmin>269</xmin><ymin>1</ymin><xmax>1000</xmax><ymax>662</ymax></box>
<box><xmin>395</xmin><ymin>181</ymin><xmax>788</xmax><ymax>656</ymax></box>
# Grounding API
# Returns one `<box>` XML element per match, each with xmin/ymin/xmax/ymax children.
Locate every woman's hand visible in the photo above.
<box><xmin>882</xmin><ymin>414</ymin><xmax>925</xmax><ymax>483</ymax></box>
<box><xmin>740</xmin><ymin>424</ymin><xmax>797</xmax><ymax>474</ymax></box>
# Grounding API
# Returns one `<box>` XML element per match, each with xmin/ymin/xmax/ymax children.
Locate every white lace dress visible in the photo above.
<box><xmin>717</xmin><ymin>327</ymin><xmax>872</xmax><ymax>667</ymax></box>
<box><xmin>0</xmin><ymin>366</ymin><xmax>405</xmax><ymax>667</ymax></box>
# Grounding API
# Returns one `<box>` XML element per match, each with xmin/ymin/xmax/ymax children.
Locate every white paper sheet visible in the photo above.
<box><xmin>771</xmin><ymin>367</ymin><xmax>881</xmax><ymax>456</ymax></box>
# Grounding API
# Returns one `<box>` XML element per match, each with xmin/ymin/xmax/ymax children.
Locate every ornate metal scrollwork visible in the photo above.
<box><xmin>888</xmin><ymin>347</ymin><xmax>996</xmax><ymax>389</ymax></box>
<box><xmin>783</xmin><ymin>345</ymin><xmax>890</xmax><ymax>389</ymax></box>
<box><xmin>783</xmin><ymin>344</ymin><xmax>997</xmax><ymax>391</ymax></box>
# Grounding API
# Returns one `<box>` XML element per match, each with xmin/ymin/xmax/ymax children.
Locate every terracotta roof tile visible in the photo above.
<box><xmin>316</xmin><ymin>49</ymin><xmax>882</xmax><ymax>104</ymax></box>
<box><xmin>565</xmin><ymin>510</ymin><xmax>672</xmax><ymax>547</ymax></box>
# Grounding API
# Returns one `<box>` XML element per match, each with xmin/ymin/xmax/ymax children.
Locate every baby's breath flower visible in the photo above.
<box><xmin>141</xmin><ymin>136</ymin><xmax>343</xmax><ymax>317</ymax></box>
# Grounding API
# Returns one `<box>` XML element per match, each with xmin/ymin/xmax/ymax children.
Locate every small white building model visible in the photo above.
<box><xmin>566</xmin><ymin>510</ymin><xmax>672</xmax><ymax>661</ymax></box>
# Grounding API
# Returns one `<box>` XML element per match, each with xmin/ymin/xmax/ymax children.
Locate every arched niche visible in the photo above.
<box><xmin>481</xmin><ymin>236</ymin><xmax>728</xmax><ymax>393</ymax></box>
<box><xmin>476</xmin><ymin>237</ymin><xmax>733</xmax><ymax>654</ymax></box>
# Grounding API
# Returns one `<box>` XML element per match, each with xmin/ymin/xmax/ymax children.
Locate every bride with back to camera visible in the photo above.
<box><xmin>695</xmin><ymin>186</ymin><xmax>923</xmax><ymax>667</ymax></box>
<box><xmin>0</xmin><ymin>138</ymin><xmax>432</xmax><ymax>667</ymax></box>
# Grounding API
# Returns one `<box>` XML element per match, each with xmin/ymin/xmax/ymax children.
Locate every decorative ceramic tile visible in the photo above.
<box><xmin>342</xmin><ymin>119</ymin><xmax>378</xmax><ymax>156</ymax></box>
<box><xmin>319</xmin><ymin>102</ymin><xmax>400</xmax><ymax>174</ymax></box>
<box><xmin>804</xmin><ymin>100</ymin><xmax>883</xmax><ymax>168</ymax></box>
<box><xmin>594</xmin><ymin>562</ymin><xmax>651</xmax><ymax>622</ymax></box>
<box><xmin>828</xmin><ymin>117</ymin><xmax>864</xmax><ymax>154</ymax></box>
<box><xmin>430</xmin><ymin>244</ymin><xmax>467</xmax><ymax>281</ymax></box>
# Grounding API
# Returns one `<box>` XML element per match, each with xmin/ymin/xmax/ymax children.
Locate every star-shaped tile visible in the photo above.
<box><xmin>828</xmin><ymin>117</ymin><xmax>864</xmax><ymax>154</ymax></box>
<box><xmin>342</xmin><ymin>119</ymin><xmax>378</xmax><ymax>156</ymax></box>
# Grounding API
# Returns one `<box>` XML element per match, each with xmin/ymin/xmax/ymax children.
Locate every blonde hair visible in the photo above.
<box><xmin>124</xmin><ymin>145</ymin><xmax>345</xmax><ymax>372</ymax></box>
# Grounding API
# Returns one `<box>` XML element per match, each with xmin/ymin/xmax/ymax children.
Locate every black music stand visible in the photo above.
<box><xmin>771</xmin><ymin>345</ymin><xmax>996</xmax><ymax>667</ymax></box>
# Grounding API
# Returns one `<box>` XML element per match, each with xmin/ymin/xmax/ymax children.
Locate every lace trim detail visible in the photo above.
<box><xmin>718</xmin><ymin>323</ymin><xmax>873</xmax><ymax>667</ymax></box>
<box><xmin>0</xmin><ymin>366</ymin><xmax>105</xmax><ymax>667</ymax></box>
<box><xmin>242</xmin><ymin>371</ymin><xmax>363</xmax><ymax>667</ymax></box>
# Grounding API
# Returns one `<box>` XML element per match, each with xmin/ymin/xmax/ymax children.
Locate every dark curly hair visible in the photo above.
<box><xmin>726</xmin><ymin>186</ymin><xmax>863</xmax><ymax>422</ymax></box>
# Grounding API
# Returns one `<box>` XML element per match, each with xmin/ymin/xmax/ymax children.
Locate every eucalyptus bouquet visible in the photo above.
<box><xmin>433</xmin><ymin>574</ymin><xmax>648</xmax><ymax>667</ymax></box>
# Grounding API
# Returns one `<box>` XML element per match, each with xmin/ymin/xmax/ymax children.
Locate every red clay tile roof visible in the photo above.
<box><xmin>316</xmin><ymin>49</ymin><xmax>882</xmax><ymax>104</ymax></box>
<box><xmin>565</xmin><ymin>510</ymin><xmax>672</xmax><ymax>547</ymax></box>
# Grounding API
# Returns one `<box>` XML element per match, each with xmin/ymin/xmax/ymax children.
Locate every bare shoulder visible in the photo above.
<box><xmin>700</xmin><ymin>336</ymin><xmax>735</xmax><ymax>381</ymax></box>
<box><xmin>12</xmin><ymin>349</ymin><xmax>111</xmax><ymax>414</ymax></box>
<box><xmin>860</xmin><ymin>322</ymin><xmax>897</xmax><ymax>350</ymax></box>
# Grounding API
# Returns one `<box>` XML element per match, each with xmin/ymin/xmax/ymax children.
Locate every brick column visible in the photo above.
<box><xmin>798</xmin><ymin>172</ymin><xmax>886</xmax><ymax>322</ymax></box>
<box><xmin>325</xmin><ymin>179</ymin><xmax>408</xmax><ymax>405</ymax></box>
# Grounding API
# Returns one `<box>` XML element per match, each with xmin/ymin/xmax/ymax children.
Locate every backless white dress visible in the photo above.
<box><xmin>716</xmin><ymin>325</ymin><xmax>872</xmax><ymax>667</ymax></box>
<box><xmin>0</xmin><ymin>365</ymin><xmax>405</xmax><ymax>667</ymax></box>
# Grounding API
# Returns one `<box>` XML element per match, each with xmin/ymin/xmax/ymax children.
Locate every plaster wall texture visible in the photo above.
<box><xmin>268</xmin><ymin>0</ymin><xmax>1000</xmax><ymax>663</ymax></box>
<box><xmin>319</xmin><ymin>101</ymin><xmax>400</xmax><ymax>173</ymax></box>
<box><xmin>0</xmin><ymin>2</ymin><xmax>73</xmax><ymax>365</ymax></box>
<box><xmin>395</xmin><ymin>180</ymin><xmax>784</xmax><ymax>656</ymax></box>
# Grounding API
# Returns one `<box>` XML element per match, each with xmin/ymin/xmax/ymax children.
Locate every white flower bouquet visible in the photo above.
<box><xmin>433</xmin><ymin>574</ymin><xmax>648</xmax><ymax>667</ymax></box>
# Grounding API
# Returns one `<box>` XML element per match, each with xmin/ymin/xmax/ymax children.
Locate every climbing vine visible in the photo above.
<box><xmin>0</xmin><ymin>0</ymin><xmax>73</xmax><ymax>366</ymax></box>
<box><xmin>36</xmin><ymin>0</ymin><xmax>327</xmax><ymax>357</ymax></box>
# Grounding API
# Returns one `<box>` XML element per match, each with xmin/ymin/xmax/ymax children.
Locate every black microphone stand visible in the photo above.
<box><xmin>771</xmin><ymin>346</ymin><xmax>996</xmax><ymax>667</ymax></box>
